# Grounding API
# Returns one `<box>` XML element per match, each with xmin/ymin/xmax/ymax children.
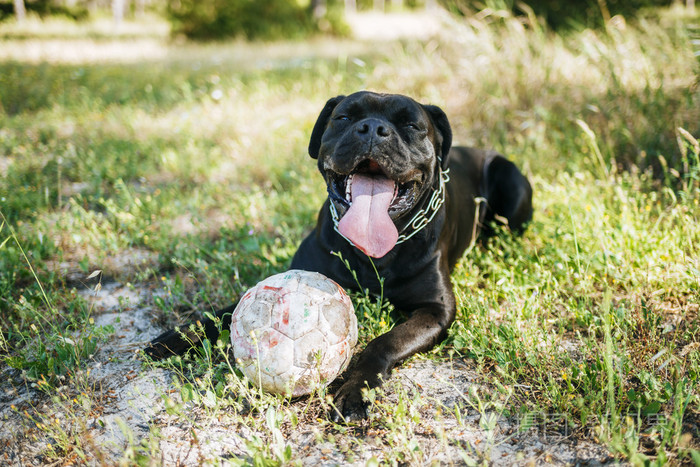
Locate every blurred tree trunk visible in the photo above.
<box><xmin>673</xmin><ymin>0</ymin><xmax>694</xmax><ymax>9</ymax></box>
<box><xmin>135</xmin><ymin>0</ymin><xmax>145</xmax><ymax>17</ymax></box>
<box><xmin>597</xmin><ymin>0</ymin><xmax>611</xmax><ymax>23</ymax></box>
<box><xmin>310</xmin><ymin>0</ymin><xmax>326</xmax><ymax>19</ymax></box>
<box><xmin>112</xmin><ymin>0</ymin><xmax>126</xmax><ymax>26</ymax></box>
<box><xmin>387</xmin><ymin>0</ymin><xmax>403</xmax><ymax>10</ymax></box>
<box><xmin>345</xmin><ymin>0</ymin><xmax>356</xmax><ymax>13</ymax></box>
<box><xmin>13</xmin><ymin>0</ymin><xmax>26</xmax><ymax>21</ymax></box>
<box><xmin>374</xmin><ymin>0</ymin><xmax>385</xmax><ymax>11</ymax></box>
<box><xmin>88</xmin><ymin>0</ymin><xmax>99</xmax><ymax>15</ymax></box>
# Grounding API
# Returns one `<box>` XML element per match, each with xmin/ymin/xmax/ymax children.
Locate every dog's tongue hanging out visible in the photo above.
<box><xmin>338</xmin><ymin>173</ymin><xmax>398</xmax><ymax>258</ymax></box>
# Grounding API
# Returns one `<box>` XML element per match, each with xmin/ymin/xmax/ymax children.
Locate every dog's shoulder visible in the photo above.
<box><xmin>445</xmin><ymin>146</ymin><xmax>488</xmax><ymax>192</ymax></box>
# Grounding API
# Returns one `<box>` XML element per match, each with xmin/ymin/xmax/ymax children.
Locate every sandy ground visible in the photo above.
<box><xmin>0</xmin><ymin>274</ymin><xmax>616</xmax><ymax>465</ymax></box>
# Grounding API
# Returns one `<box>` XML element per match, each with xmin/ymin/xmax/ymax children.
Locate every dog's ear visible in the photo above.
<box><xmin>308</xmin><ymin>95</ymin><xmax>346</xmax><ymax>159</ymax></box>
<box><xmin>423</xmin><ymin>104</ymin><xmax>453</xmax><ymax>170</ymax></box>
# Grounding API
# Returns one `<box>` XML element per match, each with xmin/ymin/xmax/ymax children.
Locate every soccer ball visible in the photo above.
<box><xmin>230</xmin><ymin>270</ymin><xmax>357</xmax><ymax>396</ymax></box>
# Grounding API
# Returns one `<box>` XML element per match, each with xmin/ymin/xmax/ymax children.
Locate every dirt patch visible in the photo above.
<box><xmin>0</xmin><ymin>277</ymin><xmax>617</xmax><ymax>465</ymax></box>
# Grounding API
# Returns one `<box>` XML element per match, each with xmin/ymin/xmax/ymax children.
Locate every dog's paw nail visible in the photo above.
<box><xmin>331</xmin><ymin>385</ymin><xmax>370</xmax><ymax>423</ymax></box>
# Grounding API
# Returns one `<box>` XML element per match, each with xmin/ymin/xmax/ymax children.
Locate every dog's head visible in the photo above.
<box><xmin>308</xmin><ymin>91</ymin><xmax>452</xmax><ymax>258</ymax></box>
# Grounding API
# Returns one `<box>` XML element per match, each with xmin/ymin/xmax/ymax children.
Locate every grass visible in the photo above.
<box><xmin>1</xmin><ymin>6</ymin><xmax>699</xmax><ymax>465</ymax></box>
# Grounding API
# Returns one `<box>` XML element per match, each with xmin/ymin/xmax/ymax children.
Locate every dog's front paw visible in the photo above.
<box><xmin>330</xmin><ymin>380</ymin><xmax>370</xmax><ymax>423</ymax></box>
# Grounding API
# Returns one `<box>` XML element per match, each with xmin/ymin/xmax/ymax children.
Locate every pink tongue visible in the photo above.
<box><xmin>338</xmin><ymin>174</ymin><xmax>398</xmax><ymax>258</ymax></box>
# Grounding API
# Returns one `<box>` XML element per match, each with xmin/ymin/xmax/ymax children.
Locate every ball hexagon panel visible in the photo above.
<box><xmin>234</xmin><ymin>296</ymin><xmax>273</xmax><ymax>334</ymax></box>
<box><xmin>254</xmin><ymin>328</ymin><xmax>294</xmax><ymax>378</ymax></box>
<box><xmin>292</xmin><ymin>328</ymin><xmax>329</xmax><ymax>369</ymax></box>
<box><xmin>271</xmin><ymin>291</ymin><xmax>320</xmax><ymax>340</ymax></box>
<box><xmin>326</xmin><ymin>340</ymin><xmax>353</xmax><ymax>374</ymax></box>
<box><xmin>320</xmin><ymin>297</ymin><xmax>356</xmax><ymax>345</ymax></box>
<box><xmin>296</xmin><ymin>273</ymin><xmax>338</xmax><ymax>298</ymax></box>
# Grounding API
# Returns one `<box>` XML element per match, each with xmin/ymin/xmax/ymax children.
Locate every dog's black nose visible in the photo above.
<box><xmin>356</xmin><ymin>118</ymin><xmax>391</xmax><ymax>140</ymax></box>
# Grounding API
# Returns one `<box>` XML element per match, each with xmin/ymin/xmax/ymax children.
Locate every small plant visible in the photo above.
<box><xmin>0</xmin><ymin>215</ymin><xmax>111</xmax><ymax>391</ymax></box>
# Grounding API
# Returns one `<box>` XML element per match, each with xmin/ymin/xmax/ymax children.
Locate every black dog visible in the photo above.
<box><xmin>146</xmin><ymin>91</ymin><xmax>533</xmax><ymax>422</ymax></box>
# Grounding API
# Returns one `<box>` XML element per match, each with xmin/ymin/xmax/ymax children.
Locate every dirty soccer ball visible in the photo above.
<box><xmin>230</xmin><ymin>270</ymin><xmax>358</xmax><ymax>396</ymax></box>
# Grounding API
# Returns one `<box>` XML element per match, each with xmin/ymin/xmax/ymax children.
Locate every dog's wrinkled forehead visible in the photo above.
<box><xmin>333</xmin><ymin>92</ymin><xmax>429</xmax><ymax>125</ymax></box>
<box><xmin>308</xmin><ymin>91</ymin><xmax>452</xmax><ymax>169</ymax></box>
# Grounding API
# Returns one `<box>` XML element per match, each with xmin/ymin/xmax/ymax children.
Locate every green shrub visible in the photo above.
<box><xmin>166</xmin><ymin>0</ymin><xmax>316</xmax><ymax>41</ymax></box>
<box><xmin>519</xmin><ymin>0</ymin><xmax>674</xmax><ymax>29</ymax></box>
<box><xmin>442</xmin><ymin>0</ymin><xmax>675</xmax><ymax>29</ymax></box>
<box><xmin>0</xmin><ymin>0</ymin><xmax>88</xmax><ymax>22</ymax></box>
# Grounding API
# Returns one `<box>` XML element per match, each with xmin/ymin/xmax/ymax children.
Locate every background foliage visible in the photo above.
<box><xmin>165</xmin><ymin>0</ymin><xmax>317</xmax><ymax>40</ymax></box>
<box><xmin>0</xmin><ymin>0</ymin><xmax>683</xmax><ymax>38</ymax></box>
<box><xmin>442</xmin><ymin>0</ymin><xmax>677</xmax><ymax>29</ymax></box>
